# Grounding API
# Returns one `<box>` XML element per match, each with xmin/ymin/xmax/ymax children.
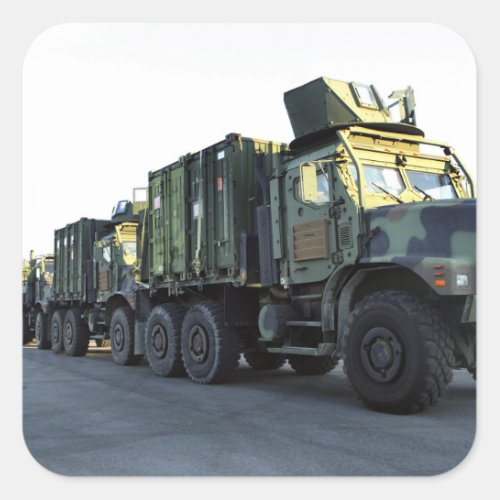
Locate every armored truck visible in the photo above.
<box><xmin>137</xmin><ymin>77</ymin><xmax>475</xmax><ymax>413</ymax></box>
<box><xmin>22</xmin><ymin>251</ymin><xmax>54</xmax><ymax>346</ymax></box>
<box><xmin>47</xmin><ymin>191</ymin><xmax>148</xmax><ymax>364</ymax></box>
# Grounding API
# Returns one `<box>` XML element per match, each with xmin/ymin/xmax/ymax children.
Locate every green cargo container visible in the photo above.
<box><xmin>148</xmin><ymin>133</ymin><xmax>288</xmax><ymax>290</ymax></box>
<box><xmin>53</xmin><ymin>218</ymin><xmax>111</xmax><ymax>302</ymax></box>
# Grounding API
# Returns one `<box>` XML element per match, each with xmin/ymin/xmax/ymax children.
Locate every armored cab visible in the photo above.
<box><xmin>270</xmin><ymin>76</ymin><xmax>476</xmax><ymax>412</ymax></box>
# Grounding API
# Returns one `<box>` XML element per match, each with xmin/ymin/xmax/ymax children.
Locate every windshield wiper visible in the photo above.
<box><xmin>372</xmin><ymin>183</ymin><xmax>403</xmax><ymax>204</ymax></box>
<box><xmin>413</xmin><ymin>185</ymin><xmax>434</xmax><ymax>202</ymax></box>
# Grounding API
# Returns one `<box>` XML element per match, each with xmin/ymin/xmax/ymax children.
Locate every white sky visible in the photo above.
<box><xmin>23</xmin><ymin>23</ymin><xmax>476</xmax><ymax>258</ymax></box>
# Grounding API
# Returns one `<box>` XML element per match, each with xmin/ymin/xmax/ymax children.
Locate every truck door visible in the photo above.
<box><xmin>282</xmin><ymin>162</ymin><xmax>337</xmax><ymax>285</ymax></box>
<box><xmin>95</xmin><ymin>240</ymin><xmax>112</xmax><ymax>299</ymax></box>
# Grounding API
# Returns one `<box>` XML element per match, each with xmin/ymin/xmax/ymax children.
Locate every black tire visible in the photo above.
<box><xmin>244</xmin><ymin>351</ymin><xmax>286</xmax><ymax>370</ymax></box>
<box><xmin>23</xmin><ymin>315</ymin><xmax>34</xmax><ymax>345</ymax></box>
<box><xmin>35</xmin><ymin>311</ymin><xmax>51</xmax><ymax>350</ymax></box>
<box><xmin>343</xmin><ymin>290</ymin><xmax>455</xmax><ymax>414</ymax></box>
<box><xmin>145</xmin><ymin>303</ymin><xmax>186</xmax><ymax>377</ymax></box>
<box><xmin>51</xmin><ymin>309</ymin><xmax>66</xmax><ymax>354</ymax></box>
<box><xmin>110</xmin><ymin>306</ymin><xmax>141</xmax><ymax>366</ymax></box>
<box><xmin>63</xmin><ymin>308</ymin><xmax>89</xmax><ymax>357</ymax></box>
<box><xmin>181</xmin><ymin>301</ymin><xmax>239</xmax><ymax>384</ymax></box>
<box><xmin>288</xmin><ymin>354</ymin><xmax>338</xmax><ymax>375</ymax></box>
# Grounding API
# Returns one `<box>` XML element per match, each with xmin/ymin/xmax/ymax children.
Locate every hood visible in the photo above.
<box><xmin>361</xmin><ymin>199</ymin><xmax>476</xmax><ymax>295</ymax></box>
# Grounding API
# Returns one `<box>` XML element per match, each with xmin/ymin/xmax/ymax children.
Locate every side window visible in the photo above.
<box><xmin>316</xmin><ymin>172</ymin><xmax>330</xmax><ymax>203</ymax></box>
<box><xmin>102</xmin><ymin>242</ymin><xmax>111</xmax><ymax>263</ymax></box>
<box><xmin>296</xmin><ymin>163</ymin><xmax>331</xmax><ymax>204</ymax></box>
<box><xmin>122</xmin><ymin>242</ymin><xmax>137</xmax><ymax>265</ymax></box>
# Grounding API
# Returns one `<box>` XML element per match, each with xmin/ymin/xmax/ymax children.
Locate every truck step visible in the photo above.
<box><xmin>267</xmin><ymin>343</ymin><xmax>335</xmax><ymax>356</ymax></box>
<box><xmin>290</xmin><ymin>294</ymin><xmax>323</xmax><ymax>301</ymax></box>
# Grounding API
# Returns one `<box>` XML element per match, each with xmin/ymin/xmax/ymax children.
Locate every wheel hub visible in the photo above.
<box><xmin>52</xmin><ymin>323</ymin><xmax>60</xmax><ymax>343</ymax></box>
<box><xmin>113</xmin><ymin>324</ymin><xmax>124</xmax><ymax>351</ymax></box>
<box><xmin>65</xmin><ymin>322</ymin><xmax>73</xmax><ymax>345</ymax></box>
<box><xmin>151</xmin><ymin>325</ymin><xmax>168</xmax><ymax>359</ymax></box>
<box><xmin>188</xmin><ymin>325</ymin><xmax>208</xmax><ymax>363</ymax></box>
<box><xmin>360</xmin><ymin>327</ymin><xmax>402</xmax><ymax>383</ymax></box>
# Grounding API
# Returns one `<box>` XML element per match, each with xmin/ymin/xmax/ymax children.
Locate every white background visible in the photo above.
<box><xmin>23</xmin><ymin>23</ymin><xmax>476</xmax><ymax>257</ymax></box>
<box><xmin>2</xmin><ymin>1</ymin><xmax>497</xmax><ymax>499</ymax></box>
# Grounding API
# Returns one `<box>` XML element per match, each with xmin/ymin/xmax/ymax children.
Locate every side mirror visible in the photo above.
<box><xmin>300</xmin><ymin>163</ymin><xmax>318</xmax><ymax>202</ymax></box>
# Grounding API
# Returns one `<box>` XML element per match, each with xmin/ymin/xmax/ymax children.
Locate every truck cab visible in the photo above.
<box><xmin>94</xmin><ymin>218</ymin><xmax>140</xmax><ymax>304</ymax></box>
<box><xmin>261</xmin><ymin>77</ymin><xmax>476</xmax><ymax>412</ymax></box>
<box><xmin>22</xmin><ymin>252</ymin><xmax>54</xmax><ymax>345</ymax></box>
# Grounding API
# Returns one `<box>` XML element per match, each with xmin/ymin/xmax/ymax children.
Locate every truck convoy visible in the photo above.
<box><xmin>24</xmin><ymin>76</ymin><xmax>476</xmax><ymax>414</ymax></box>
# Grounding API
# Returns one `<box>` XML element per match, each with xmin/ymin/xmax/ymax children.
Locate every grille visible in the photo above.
<box><xmin>338</xmin><ymin>223</ymin><xmax>352</xmax><ymax>249</ymax></box>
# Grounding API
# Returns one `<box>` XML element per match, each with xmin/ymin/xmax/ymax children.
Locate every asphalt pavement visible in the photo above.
<box><xmin>22</xmin><ymin>343</ymin><xmax>476</xmax><ymax>476</ymax></box>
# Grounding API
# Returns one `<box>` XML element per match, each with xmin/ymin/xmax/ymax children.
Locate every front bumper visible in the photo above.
<box><xmin>461</xmin><ymin>295</ymin><xmax>476</xmax><ymax>323</ymax></box>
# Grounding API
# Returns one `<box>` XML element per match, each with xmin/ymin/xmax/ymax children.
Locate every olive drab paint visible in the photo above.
<box><xmin>147</xmin><ymin>134</ymin><xmax>287</xmax><ymax>289</ymax></box>
<box><xmin>41</xmin><ymin>199</ymin><xmax>145</xmax><ymax>355</ymax></box>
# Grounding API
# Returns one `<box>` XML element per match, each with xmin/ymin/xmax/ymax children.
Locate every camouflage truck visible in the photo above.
<box><xmin>137</xmin><ymin>77</ymin><xmax>475</xmax><ymax>414</ymax></box>
<box><xmin>22</xmin><ymin>251</ymin><xmax>54</xmax><ymax>346</ymax></box>
<box><xmin>47</xmin><ymin>190</ymin><xmax>148</xmax><ymax>364</ymax></box>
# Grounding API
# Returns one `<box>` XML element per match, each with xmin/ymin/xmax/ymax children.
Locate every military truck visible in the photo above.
<box><xmin>136</xmin><ymin>77</ymin><xmax>475</xmax><ymax>414</ymax></box>
<box><xmin>48</xmin><ymin>189</ymin><xmax>148</xmax><ymax>364</ymax></box>
<box><xmin>22</xmin><ymin>251</ymin><xmax>54</xmax><ymax>346</ymax></box>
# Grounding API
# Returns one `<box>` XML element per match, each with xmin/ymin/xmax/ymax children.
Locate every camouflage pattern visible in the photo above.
<box><xmin>362</xmin><ymin>199</ymin><xmax>476</xmax><ymax>297</ymax></box>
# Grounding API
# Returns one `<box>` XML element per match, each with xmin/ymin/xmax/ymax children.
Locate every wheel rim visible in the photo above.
<box><xmin>52</xmin><ymin>321</ymin><xmax>60</xmax><ymax>344</ymax></box>
<box><xmin>360</xmin><ymin>327</ymin><xmax>403</xmax><ymax>383</ymax></box>
<box><xmin>113</xmin><ymin>323</ymin><xmax>125</xmax><ymax>352</ymax></box>
<box><xmin>188</xmin><ymin>325</ymin><xmax>208</xmax><ymax>363</ymax></box>
<box><xmin>65</xmin><ymin>321</ymin><xmax>73</xmax><ymax>346</ymax></box>
<box><xmin>151</xmin><ymin>324</ymin><xmax>168</xmax><ymax>359</ymax></box>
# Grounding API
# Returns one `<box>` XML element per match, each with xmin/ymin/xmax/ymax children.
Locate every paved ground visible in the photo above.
<box><xmin>22</xmin><ymin>343</ymin><xmax>476</xmax><ymax>476</ymax></box>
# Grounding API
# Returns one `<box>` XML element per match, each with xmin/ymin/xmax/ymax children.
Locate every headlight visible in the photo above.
<box><xmin>456</xmin><ymin>273</ymin><xmax>469</xmax><ymax>288</ymax></box>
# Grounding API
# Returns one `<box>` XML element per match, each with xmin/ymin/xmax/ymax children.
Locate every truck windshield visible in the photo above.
<box><xmin>349</xmin><ymin>164</ymin><xmax>405</xmax><ymax>195</ymax></box>
<box><xmin>406</xmin><ymin>170</ymin><xmax>457</xmax><ymax>200</ymax></box>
